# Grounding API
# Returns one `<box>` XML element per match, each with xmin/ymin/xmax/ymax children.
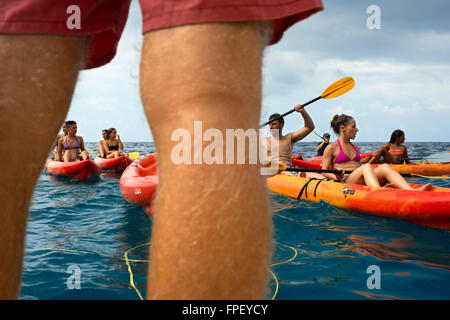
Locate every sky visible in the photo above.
<box><xmin>68</xmin><ymin>0</ymin><xmax>450</xmax><ymax>142</ymax></box>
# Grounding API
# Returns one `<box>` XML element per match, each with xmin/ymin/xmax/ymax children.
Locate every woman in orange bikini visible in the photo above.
<box><xmin>368</xmin><ymin>130</ymin><xmax>410</xmax><ymax>164</ymax></box>
<box><xmin>321</xmin><ymin>115</ymin><xmax>431</xmax><ymax>191</ymax></box>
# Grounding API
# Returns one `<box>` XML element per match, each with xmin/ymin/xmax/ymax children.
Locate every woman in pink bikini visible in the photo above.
<box><xmin>55</xmin><ymin>120</ymin><xmax>89</xmax><ymax>162</ymax></box>
<box><xmin>321</xmin><ymin>114</ymin><xmax>432</xmax><ymax>191</ymax></box>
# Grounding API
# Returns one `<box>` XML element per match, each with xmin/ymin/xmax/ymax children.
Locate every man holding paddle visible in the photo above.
<box><xmin>264</xmin><ymin>104</ymin><xmax>315</xmax><ymax>176</ymax></box>
<box><xmin>316</xmin><ymin>132</ymin><xmax>331</xmax><ymax>156</ymax></box>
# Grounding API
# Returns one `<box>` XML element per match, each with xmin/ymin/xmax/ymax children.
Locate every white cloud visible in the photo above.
<box><xmin>317</xmin><ymin>59</ymin><xmax>417</xmax><ymax>74</ymax></box>
<box><xmin>325</xmin><ymin>104</ymin><xmax>356</xmax><ymax>117</ymax></box>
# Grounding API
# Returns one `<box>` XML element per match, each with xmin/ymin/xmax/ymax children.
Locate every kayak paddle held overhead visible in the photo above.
<box><xmin>260</xmin><ymin>77</ymin><xmax>355</xmax><ymax>127</ymax></box>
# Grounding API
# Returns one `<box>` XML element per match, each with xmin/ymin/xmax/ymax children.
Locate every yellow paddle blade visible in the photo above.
<box><xmin>128</xmin><ymin>152</ymin><xmax>139</xmax><ymax>160</ymax></box>
<box><xmin>321</xmin><ymin>77</ymin><xmax>355</xmax><ymax>99</ymax></box>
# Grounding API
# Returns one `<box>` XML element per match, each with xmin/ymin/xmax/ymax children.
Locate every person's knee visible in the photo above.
<box><xmin>379</xmin><ymin>163</ymin><xmax>395</xmax><ymax>174</ymax></box>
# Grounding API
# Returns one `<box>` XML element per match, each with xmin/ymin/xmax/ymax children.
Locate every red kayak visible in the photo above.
<box><xmin>119</xmin><ymin>153</ymin><xmax>158</xmax><ymax>216</ymax></box>
<box><xmin>310</xmin><ymin>153</ymin><xmax>374</xmax><ymax>163</ymax></box>
<box><xmin>95</xmin><ymin>155</ymin><xmax>133</xmax><ymax>171</ymax></box>
<box><xmin>291</xmin><ymin>154</ymin><xmax>322</xmax><ymax>169</ymax></box>
<box><xmin>292</xmin><ymin>153</ymin><xmax>374</xmax><ymax>169</ymax></box>
<box><xmin>45</xmin><ymin>159</ymin><xmax>101</xmax><ymax>181</ymax></box>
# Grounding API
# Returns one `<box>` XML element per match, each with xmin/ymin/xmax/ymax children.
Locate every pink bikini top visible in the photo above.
<box><xmin>334</xmin><ymin>139</ymin><xmax>361</xmax><ymax>164</ymax></box>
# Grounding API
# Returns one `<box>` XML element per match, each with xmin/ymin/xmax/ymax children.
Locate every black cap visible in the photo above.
<box><xmin>323</xmin><ymin>133</ymin><xmax>330</xmax><ymax>138</ymax></box>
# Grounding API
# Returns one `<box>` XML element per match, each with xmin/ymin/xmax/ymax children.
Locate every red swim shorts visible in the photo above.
<box><xmin>0</xmin><ymin>0</ymin><xmax>323</xmax><ymax>69</ymax></box>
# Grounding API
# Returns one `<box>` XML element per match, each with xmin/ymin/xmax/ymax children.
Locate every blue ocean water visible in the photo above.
<box><xmin>20</xmin><ymin>142</ymin><xmax>450</xmax><ymax>300</ymax></box>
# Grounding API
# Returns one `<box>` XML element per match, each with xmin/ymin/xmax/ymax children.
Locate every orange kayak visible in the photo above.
<box><xmin>267</xmin><ymin>174</ymin><xmax>450</xmax><ymax>230</ymax></box>
<box><xmin>292</xmin><ymin>155</ymin><xmax>450</xmax><ymax>176</ymax></box>
<box><xmin>95</xmin><ymin>155</ymin><xmax>133</xmax><ymax>171</ymax></box>
<box><xmin>119</xmin><ymin>153</ymin><xmax>157</xmax><ymax>216</ymax></box>
<box><xmin>45</xmin><ymin>159</ymin><xmax>101</xmax><ymax>181</ymax></box>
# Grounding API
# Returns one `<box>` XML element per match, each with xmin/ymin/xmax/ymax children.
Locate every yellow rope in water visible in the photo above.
<box><xmin>270</xmin><ymin>270</ymin><xmax>279</xmax><ymax>300</ymax></box>
<box><xmin>32</xmin><ymin>248</ymin><xmax>148</xmax><ymax>262</ymax></box>
<box><xmin>270</xmin><ymin>242</ymin><xmax>298</xmax><ymax>300</ymax></box>
<box><xmin>272</xmin><ymin>242</ymin><xmax>298</xmax><ymax>267</ymax></box>
<box><xmin>32</xmin><ymin>244</ymin><xmax>150</xmax><ymax>300</ymax></box>
<box><xmin>36</xmin><ymin>248</ymin><xmax>90</xmax><ymax>254</ymax></box>
<box><xmin>124</xmin><ymin>242</ymin><xmax>151</xmax><ymax>301</ymax></box>
<box><xmin>124</xmin><ymin>251</ymin><xmax>144</xmax><ymax>300</ymax></box>
<box><xmin>33</xmin><ymin>240</ymin><xmax>297</xmax><ymax>301</ymax></box>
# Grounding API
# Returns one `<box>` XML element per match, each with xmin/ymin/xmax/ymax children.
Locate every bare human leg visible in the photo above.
<box><xmin>98</xmin><ymin>141</ymin><xmax>106</xmax><ymax>158</ymax></box>
<box><xmin>0</xmin><ymin>35</ymin><xmax>86</xmax><ymax>298</ymax></box>
<box><xmin>140</xmin><ymin>22</ymin><xmax>273</xmax><ymax>299</ymax></box>
<box><xmin>80</xmin><ymin>150</ymin><xmax>89</xmax><ymax>160</ymax></box>
<box><xmin>345</xmin><ymin>163</ymin><xmax>381</xmax><ymax>187</ymax></box>
<box><xmin>374</xmin><ymin>164</ymin><xmax>432</xmax><ymax>191</ymax></box>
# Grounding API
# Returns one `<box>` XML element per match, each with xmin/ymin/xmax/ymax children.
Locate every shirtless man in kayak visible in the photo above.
<box><xmin>55</xmin><ymin>121</ymin><xmax>89</xmax><ymax>162</ymax></box>
<box><xmin>50</xmin><ymin>121</ymin><xmax>68</xmax><ymax>160</ymax></box>
<box><xmin>97</xmin><ymin>129</ymin><xmax>108</xmax><ymax>159</ymax></box>
<box><xmin>264</xmin><ymin>104</ymin><xmax>315</xmax><ymax>176</ymax></box>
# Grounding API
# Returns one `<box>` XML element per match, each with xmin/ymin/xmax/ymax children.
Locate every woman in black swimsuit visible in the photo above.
<box><xmin>102</xmin><ymin>127</ymin><xmax>124</xmax><ymax>159</ymax></box>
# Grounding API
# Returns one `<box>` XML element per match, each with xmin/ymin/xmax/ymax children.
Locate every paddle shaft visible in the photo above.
<box><xmin>399</xmin><ymin>157</ymin><xmax>423</xmax><ymax>161</ymax></box>
<box><xmin>260</xmin><ymin>96</ymin><xmax>322</xmax><ymax>127</ymax></box>
<box><xmin>284</xmin><ymin>167</ymin><xmax>413</xmax><ymax>178</ymax></box>
<box><xmin>313</xmin><ymin>130</ymin><xmax>327</xmax><ymax>141</ymax></box>
<box><xmin>285</xmin><ymin>167</ymin><xmax>351</xmax><ymax>174</ymax></box>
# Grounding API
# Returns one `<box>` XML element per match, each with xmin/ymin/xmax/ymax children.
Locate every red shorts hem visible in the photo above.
<box><xmin>141</xmin><ymin>0</ymin><xmax>323</xmax><ymax>44</ymax></box>
<box><xmin>0</xmin><ymin>0</ymin><xmax>323</xmax><ymax>69</ymax></box>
